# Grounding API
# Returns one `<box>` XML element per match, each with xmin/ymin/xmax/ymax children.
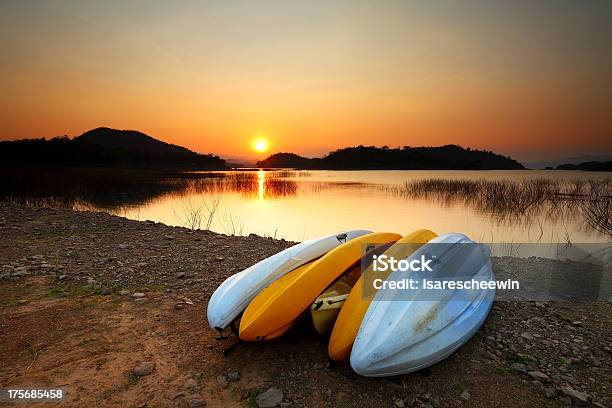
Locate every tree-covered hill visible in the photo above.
<box><xmin>257</xmin><ymin>145</ymin><xmax>524</xmax><ymax>170</ymax></box>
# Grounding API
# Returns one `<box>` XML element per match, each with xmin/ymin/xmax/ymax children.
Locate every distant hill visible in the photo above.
<box><xmin>0</xmin><ymin>127</ymin><xmax>226</xmax><ymax>169</ymax></box>
<box><xmin>76</xmin><ymin>127</ymin><xmax>197</xmax><ymax>158</ymax></box>
<box><xmin>555</xmin><ymin>161</ymin><xmax>612</xmax><ymax>171</ymax></box>
<box><xmin>257</xmin><ymin>145</ymin><xmax>524</xmax><ymax>170</ymax></box>
<box><xmin>257</xmin><ymin>153</ymin><xmax>321</xmax><ymax>169</ymax></box>
<box><xmin>220</xmin><ymin>154</ymin><xmax>257</xmax><ymax>168</ymax></box>
<box><xmin>525</xmin><ymin>154</ymin><xmax>612</xmax><ymax>169</ymax></box>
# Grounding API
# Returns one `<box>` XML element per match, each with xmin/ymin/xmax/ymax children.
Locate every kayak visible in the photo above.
<box><xmin>207</xmin><ymin>230</ymin><xmax>371</xmax><ymax>330</ymax></box>
<box><xmin>328</xmin><ymin>229</ymin><xmax>437</xmax><ymax>361</ymax></box>
<box><xmin>310</xmin><ymin>264</ymin><xmax>360</xmax><ymax>335</ymax></box>
<box><xmin>239</xmin><ymin>232</ymin><xmax>402</xmax><ymax>341</ymax></box>
<box><xmin>239</xmin><ymin>232</ymin><xmax>401</xmax><ymax>341</ymax></box>
<box><xmin>350</xmin><ymin>233</ymin><xmax>495</xmax><ymax>376</ymax></box>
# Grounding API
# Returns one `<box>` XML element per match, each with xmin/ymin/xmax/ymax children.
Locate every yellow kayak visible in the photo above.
<box><xmin>328</xmin><ymin>229</ymin><xmax>437</xmax><ymax>361</ymax></box>
<box><xmin>239</xmin><ymin>232</ymin><xmax>401</xmax><ymax>341</ymax></box>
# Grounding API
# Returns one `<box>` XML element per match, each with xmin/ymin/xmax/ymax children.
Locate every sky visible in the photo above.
<box><xmin>0</xmin><ymin>0</ymin><xmax>611</xmax><ymax>162</ymax></box>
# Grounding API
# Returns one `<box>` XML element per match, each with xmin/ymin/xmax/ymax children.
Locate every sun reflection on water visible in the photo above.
<box><xmin>257</xmin><ymin>169</ymin><xmax>265</xmax><ymax>201</ymax></box>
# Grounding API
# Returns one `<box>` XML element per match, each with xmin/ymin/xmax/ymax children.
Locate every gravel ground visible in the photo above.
<box><xmin>0</xmin><ymin>203</ymin><xmax>610</xmax><ymax>407</ymax></box>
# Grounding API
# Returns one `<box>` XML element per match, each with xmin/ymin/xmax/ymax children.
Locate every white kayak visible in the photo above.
<box><xmin>207</xmin><ymin>230</ymin><xmax>372</xmax><ymax>331</ymax></box>
<box><xmin>350</xmin><ymin>233</ymin><xmax>495</xmax><ymax>377</ymax></box>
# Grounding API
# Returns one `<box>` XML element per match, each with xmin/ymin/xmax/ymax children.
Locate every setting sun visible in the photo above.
<box><xmin>253</xmin><ymin>138</ymin><xmax>269</xmax><ymax>153</ymax></box>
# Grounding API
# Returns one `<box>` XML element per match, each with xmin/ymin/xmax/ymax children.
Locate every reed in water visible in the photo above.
<box><xmin>391</xmin><ymin>178</ymin><xmax>612</xmax><ymax>239</ymax></box>
<box><xmin>0</xmin><ymin>167</ymin><xmax>300</xmax><ymax>210</ymax></box>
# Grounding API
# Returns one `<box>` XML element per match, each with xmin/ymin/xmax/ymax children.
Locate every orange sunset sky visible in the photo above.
<box><xmin>1</xmin><ymin>0</ymin><xmax>611</xmax><ymax>162</ymax></box>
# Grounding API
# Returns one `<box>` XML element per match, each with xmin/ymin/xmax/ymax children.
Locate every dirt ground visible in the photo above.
<box><xmin>0</xmin><ymin>204</ymin><xmax>610</xmax><ymax>407</ymax></box>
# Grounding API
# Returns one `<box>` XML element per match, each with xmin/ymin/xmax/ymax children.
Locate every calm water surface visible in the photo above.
<box><xmin>106</xmin><ymin>170</ymin><xmax>611</xmax><ymax>243</ymax></box>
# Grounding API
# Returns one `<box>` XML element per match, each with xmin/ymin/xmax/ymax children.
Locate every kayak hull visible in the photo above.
<box><xmin>207</xmin><ymin>229</ymin><xmax>371</xmax><ymax>330</ymax></box>
<box><xmin>239</xmin><ymin>232</ymin><xmax>402</xmax><ymax>341</ymax></box>
<box><xmin>350</xmin><ymin>233</ymin><xmax>495</xmax><ymax>377</ymax></box>
<box><xmin>328</xmin><ymin>229</ymin><xmax>437</xmax><ymax>361</ymax></box>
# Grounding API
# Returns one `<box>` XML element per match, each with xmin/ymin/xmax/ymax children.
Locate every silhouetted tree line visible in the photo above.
<box><xmin>0</xmin><ymin>127</ymin><xmax>227</xmax><ymax>169</ymax></box>
<box><xmin>257</xmin><ymin>145</ymin><xmax>524</xmax><ymax>170</ymax></box>
<box><xmin>556</xmin><ymin>161</ymin><xmax>612</xmax><ymax>171</ymax></box>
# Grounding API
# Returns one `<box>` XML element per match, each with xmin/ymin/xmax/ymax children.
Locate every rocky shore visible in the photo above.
<box><xmin>0</xmin><ymin>203</ymin><xmax>610</xmax><ymax>407</ymax></box>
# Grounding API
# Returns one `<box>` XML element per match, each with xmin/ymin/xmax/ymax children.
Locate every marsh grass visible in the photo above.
<box><xmin>0</xmin><ymin>166</ymin><xmax>196</xmax><ymax>209</ymax></box>
<box><xmin>186</xmin><ymin>171</ymin><xmax>298</xmax><ymax>198</ymax></box>
<box><xmin>4</xmin><ymin>166</ymin><xmax>611</xmax><ymax>239</ymax></box>
<box><xmin>582</xmin><ymin>180</ymin><xmax>612</xmax><ymax>237</ymax></box>
<box><xmin>390</xmin><ymin>177</ymin><xmax>612</xmax><ymax>239</ymax></box>
<box><xmin>267</xmin><ymin>170</ymin><xmax>312</xmax><ymax>178</ymax></box>
<box><xmin>1</xmin><ymin>167</ymin><xmax>305</xmax><ymax>236</ymax></box>
<box><xmin>0</xmin><ymin>167</ymin><xmax>300</xmax><ymax>212</ymax></box>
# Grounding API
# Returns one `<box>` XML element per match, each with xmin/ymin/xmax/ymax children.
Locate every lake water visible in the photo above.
<box><xmin>100</xmin><ymin>170</ymin><xmax>611</xmax><ymax>243</ymax></box>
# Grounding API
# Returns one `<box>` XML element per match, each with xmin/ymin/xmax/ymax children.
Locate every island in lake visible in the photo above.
<box><xmin>554</xmin><ymin>161</ymin><xmax>612</xmax><ymax>171</ymax></box>
<box><xmin>256</xmin><ymin>145</ymin><xmax>524</xmax><ymax>170</ymax></box>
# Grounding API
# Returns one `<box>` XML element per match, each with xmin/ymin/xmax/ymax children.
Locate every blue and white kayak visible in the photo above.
<box><xmin>350</xmin><ymin>233</ymin><xmax>495</xmax><ymax>376</ymax></box>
